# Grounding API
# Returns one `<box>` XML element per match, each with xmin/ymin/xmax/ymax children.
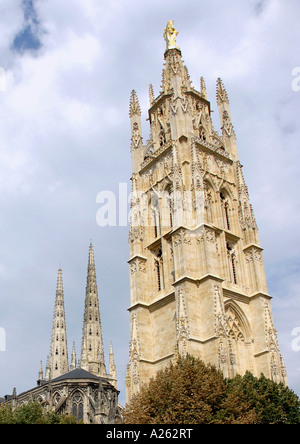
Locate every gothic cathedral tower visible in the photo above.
<box><xmin>46</xmin><ymin>268</ymin><xmax>69</xmax><ymax>380</ymax></box>
<box><xmin>126</xmin><ymin>21</ymin><xmax>287</xmax><ymax>401</ymax></box>
<box><xmin>41</xmin><ymin>243</ymin><xmax>117</xmax><ymax>390</ymax></box>
<box><xmin>80</xmin><ymin>242</ymin><xmax>107</xmax><ymax>377</ymax></box>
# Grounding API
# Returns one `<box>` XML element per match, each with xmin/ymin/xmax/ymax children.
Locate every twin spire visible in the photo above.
<box><xmin>40</xmin><ymin>243</ymin><xmax>117</xmax><ymax>388</ymax></box>
<box><xmin>45</xmin><ymin>267</ymin><xmax>68</xmax><ymax>380</ymax></box>
<box><xmin>80</xmin><ymin>242</ymin><xmax>106</xmax><ymax>377</ymax></box>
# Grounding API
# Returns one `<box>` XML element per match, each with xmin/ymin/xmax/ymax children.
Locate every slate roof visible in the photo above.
<box><xmin>51</xmin><ymin>368</ymin><xmax>100</xmax><ymax>382</ymax></box>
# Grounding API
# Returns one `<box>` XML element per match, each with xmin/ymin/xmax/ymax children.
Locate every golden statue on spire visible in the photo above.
<box><xmin>163</xmin><ymin>20</ymin><xmax>180</xmax><ymax>50</ymax></box>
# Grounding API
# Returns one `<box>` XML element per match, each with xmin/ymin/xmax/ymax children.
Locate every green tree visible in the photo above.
<box><xmin>123</xmin><ymin>355</ymin><xmax>300</xmax><ymax>424</ymax></box>
<box><xmin>0</xmin><ymin>404</ymin><xmax>14</xmax><ymax>424</ymax></box>
<box><xmin>0</xmin><ymin>401</ymin><xmax>78</xmax><ymax>424</ymax></box>
<box><xmin>223</xmin><ymin>372</ymin><xmax>300</xmax><ymax>424</ymax></box>
<box><xmin>12</xmin><ymin>401</ymin><xmax>44</xmax><ymax>424</ymax></box>
<box><xmin>123</xmin><ymin>355</ymin><xmax>228</xmax><ymax>424</ymax></box>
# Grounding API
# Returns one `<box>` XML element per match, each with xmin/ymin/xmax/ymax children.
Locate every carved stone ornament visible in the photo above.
<box><xmin>131</xmin><ymin>122</ymin><xmax>141</xmax><ymax>149</ymax></box>
<box><xmin>163</xmin><ymin>20</ymin><xmax>180</xmax><ymax>50</ymax></box>
<box><xmin>176</xmin><ymin>288</ymin><xmax>190</xmax><ymax>357</ymax></box>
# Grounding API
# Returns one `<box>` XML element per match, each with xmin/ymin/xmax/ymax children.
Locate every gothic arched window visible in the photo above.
<box><xmin>227</xmin><ymin>242</ymin><xmax>237</xmax><ymax>284</ymax></box>
<box><xmin>150</xmin><ymin>193</ymin><xmax>160</xmax><ymax>238</ymax></box>
<box><xmin>204</xmin><ymin>181</ymin><xmax>214</xmax><ymax>224</ymax></box>
<box><xmin>154</xmin><ymin>248</ymin><xmax>164</xmax><ymax>292</ymax></box>
<box><xmin>224</xmin><ymin>302</ymin><xmax>253</xmax><ymax>378</ymax></box>
<box><xmin>162</xmin><ymin>185</ymin><xmax>173</xmax><ymax>229</ymax></box>
<box><xmin>156</xmin><ymin>260</ymin><xmax>161</xmax><ymax>291</ymax></box>
<box><xmin>220</xmin><ymin>191</ymin><xmax>231</xmax><ymax>230</ymax></box>
<box><xmin>71</xmin><ymin>391</ymin><xmax>84</xmax><ymax>422</ymax></box>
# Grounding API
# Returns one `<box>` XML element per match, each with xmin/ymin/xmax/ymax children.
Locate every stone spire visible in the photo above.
<box><xmin>80</xmin><ymin>243</ymin><xmax>106</xmax><ymax>377</ymax></box>
<box><xmin>109</xmin><ymin>342</ymin><xmax>117</xmax><ymax>389</ymax></box>
<box><xmin>47</xmin><ymin>268</ymin><xmax>69</xmax><ymax>380</ymax></box>
<box><xmin>129</xmin><ymin>90</ymin><xmax>143</xmax><ymax>174</ymax></box>
<box><xmin>200</xmin><ymin>76</ymin><xmax>207</xmax><ymax>99</ymax></box>
<box><xmin>161</xmin><ymin>20</ymin><xmax>191</xmax><ymax>97</ymax></box>
<box><xmin>38</xmin><ymin>361</ymin><xmax>43</xmax><ymax>381</ymax></box>
<box><xmin>149</xmin><ymin>84</ymin><xmax>155</xmax><ymax>106</ymax></box>
<box><xmin>70</xmin><ymin>342</ymin><xmax>77</xmax><ymax>371</ymax></box>
<box><xmin>129</xmin><ymin>89</ymin><xmax>141</xmax><ymax>118</ymax></box>
<box><xmin>216</xmin><ymin>77</ymin><xmax>237</xmax><ymax>159</ymax></box>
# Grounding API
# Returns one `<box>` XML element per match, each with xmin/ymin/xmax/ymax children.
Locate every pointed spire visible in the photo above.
<box><xmin>160</xmin><ymin>21</ymin><xmax>191</xmax><ymax>96</ymax></box>
<box><xmin>88</xmin><ymin>241</ymin><xmax>94</xmax><ymax>265</ymax></box>
<box><xmin>80</xmin><ymin>242</ymin><xmax>107</xmax><ymax>377</ymax></box>
<box><xmin>38</xmin><ymin>361</ymin><xmax>43</xmax><ymax>381</ymax></box>
<box><xmin>129</xmin><ymin>89</ymin><xmax>143</xmax><ymax>173</ymax></box>
<box><xmin>45</xmin><ymin>355</ymin><xmax>50</xmax><ymax>380</ymax></box>
<box><xmin>236</xmin><ymin>162</ymin><xmax>257</xmax><ymax>233</ymax></box>
<box><xmin>129</xmin><ymin>90</ymin><xmax>141</xmax><ymax>117</ymax></box>
<box><xmin>109</xmin><ymin>342</ymin><xmax>117</xmax><ymax>389</ymax></box>
<box><xmin>70</xmin><ymin>342</ymin><xmax>77</xmax><ymax>371</ymax></box>
<box><xmin>216</xmin><ymin>77</ymin><xmax>229</xmax><ymax>105</ymax></box>
<box><xmin>47</xmin><ymin>268</ymin><xmax>69</xmax><ymax>380</ymax></box>
<box><xmin>216</xmin><ymin>77</ymin><xmax>238</xmax><ymax>159</ymax></box>
<box><xmin>200</xmin><ymin>76</ymin><xmax>207</xmax><ymax>99</ymax></box>
<box><xmin>149</xmin><ymin>84</ymin><xmax>155</xmax><ymax>106</ymax></box>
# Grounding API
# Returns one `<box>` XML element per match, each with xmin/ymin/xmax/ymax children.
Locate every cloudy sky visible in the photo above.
<box><xmin>0</xmin><ymin>0</ymin><xmax>299</xmax><ymax>407</ymax></box>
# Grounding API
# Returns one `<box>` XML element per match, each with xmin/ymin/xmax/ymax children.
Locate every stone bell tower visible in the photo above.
<box><xmin>126</xmin><ymin>20</ymin><xmax>287</xmax><ymax>401</ymax></box>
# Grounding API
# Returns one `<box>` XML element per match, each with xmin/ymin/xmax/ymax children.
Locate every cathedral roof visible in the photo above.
<box><xmin>51</xmin><ymin>368</ymin><xmax>100</xmax><ymax>382</ymax></box>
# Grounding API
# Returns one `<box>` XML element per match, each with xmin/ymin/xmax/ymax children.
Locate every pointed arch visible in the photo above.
<box><xmin>36</xmin><ymin>395</ymin><xmax>45</xmax><ymax>404</ymax></box>
<box><xmin>162</xmin><ymin>182</ymin><xmax>173</xmax><ymax>229</ymax></box>
<box><xmin>52</xmin><ymin>391</ymin><xmax>62</xmax><ymax>407</ymax></box>
<box><xmin>226</xmin><ymin>241</ymin><xmax>238</xmax><ymax>284</ymax></box>
<box><xmin>224</xmin><ymin>300</ymin><xmax>254</xmax><ymax>376</ymax></box>
<box><xmin>70</xmin><ymin>389</ymin><xmax>84</xmax><ymax>422</ymax></box>
<box><xmin>153</xmin><ymin>247</ymin><xmax>164</xmax><ymax>292</ymax></box>
<box><xmin>224</xmin><ymin>300</ymin><xmax>251</xmax><ymax>342</ymax></box>
<box><xmin>148</xmin><ymin>189</ymin><xmax>160</xmax><ymax>238</ymax></box>
<box><xmin>219</xmin><ymin>187</ymin><xmax>232</xmax><ymax>230</ymax></box>
<box><xmin>219</xmin><ymin>184</ymin><xmax>234</xmax><ymax>201</ymax></box>
<box><xmin>203</xmin><ymin>179</ymin><xmax>215</xmax><ymax>224</ymax></box>
<box><xmin>203</xmin><ymin>174</ymin><xmax>217</xmax><ymax>191</ymax></box>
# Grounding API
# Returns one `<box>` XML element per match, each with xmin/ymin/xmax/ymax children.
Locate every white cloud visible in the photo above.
<box><xmin>0</xmin><ymin>0</ymin><xmax>24</xmax><ymax>56</ymax></box>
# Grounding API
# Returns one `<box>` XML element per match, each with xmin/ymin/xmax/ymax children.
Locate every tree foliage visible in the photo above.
<box><xmin>123</xmin><ymin>355</ymin><xmax>300</xmax><ymax>424</ymax></box>
<box><xmin>0</xmin><ymin>401</ymin><xmax>78</xmax><ymax>424</ymax></box>
<box><xmin>223</xmin><ymin>371</ymin><xmax>300</xmax><ymax>424</ymax></box>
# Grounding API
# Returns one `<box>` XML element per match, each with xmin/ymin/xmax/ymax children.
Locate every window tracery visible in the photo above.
<box><xmin>71</xmin><ymin>391</ymin><xmax>84</xmax><ymax>422</ymax></box>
